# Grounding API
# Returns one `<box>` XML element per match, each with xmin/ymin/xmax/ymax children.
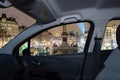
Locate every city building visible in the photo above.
<box><xmin>102</xmin><ymin>25</ymin><xmax>117</xmax><ymax>50</ymax></box>
<box><xmin>0</xmin><ymin>14</ymin><xmax>24</xmax><ymax>48</ymax></box>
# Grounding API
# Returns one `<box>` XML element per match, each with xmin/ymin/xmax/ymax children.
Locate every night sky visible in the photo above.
<box><xmin>0</xmin><ymin>7</ymin><xmax>36</xmax><ymax>27</ymax></box>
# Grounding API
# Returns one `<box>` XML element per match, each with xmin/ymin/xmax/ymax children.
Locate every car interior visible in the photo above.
<box><xmin>0</xmin><ymin>0</ymin><xmax>120</xmax><ymax>80</ymax></box>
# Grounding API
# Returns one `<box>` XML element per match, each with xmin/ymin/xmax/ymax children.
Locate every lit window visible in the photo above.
<box><xmin>1</xmin><ymin>18</ymin><xmax>6</xmax><ymax>22</ymax></box>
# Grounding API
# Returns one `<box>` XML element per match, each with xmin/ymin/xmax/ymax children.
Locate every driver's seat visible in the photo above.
<box><xmin>95</xmin><ymin>24</ymin><xmax>120</xmax><ymax>80</ymax></box>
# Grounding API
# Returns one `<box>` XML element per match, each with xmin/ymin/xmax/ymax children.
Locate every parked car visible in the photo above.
<box><xmin>0</xmin><ymin>0</ymin><xmax>120</xmax><ymax>80</ymax></box>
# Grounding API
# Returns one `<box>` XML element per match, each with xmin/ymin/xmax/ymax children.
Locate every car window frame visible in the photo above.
<box><xmin>13</xmin><ymin>21</ymin><xmax>94</xmax><ymax>56</ymax></box>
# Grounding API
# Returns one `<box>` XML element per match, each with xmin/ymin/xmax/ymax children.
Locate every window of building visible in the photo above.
<box><xmin>101</xmin><ymin>20</ymin><xmax>120</xmax><ymax>50</ymax></box>
<box><xmin>20</xmin><ymin>22</ymin><xmax>91</xmax><ymax>56</ymax></box>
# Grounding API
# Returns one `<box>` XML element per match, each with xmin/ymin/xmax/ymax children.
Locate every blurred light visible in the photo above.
<box><xmin>77</xmin><ymin>23</ymin><xmax>86</xmax><ymax>33</ymax></box>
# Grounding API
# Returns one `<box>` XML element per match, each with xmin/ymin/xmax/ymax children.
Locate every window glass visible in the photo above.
<box><xmin>26</xmin><ymin>22</ymin><xmax>91</xmax><ymax>56</ymax></box>
<box><xmin>101</xmin><ymin>20</ymin><xmax>120</xmax><ymax>50</ymax></box>
<box><xmin>0</xmin><ymin>7</ymin><xmax>36</xmax><ymax>48</ymax></box>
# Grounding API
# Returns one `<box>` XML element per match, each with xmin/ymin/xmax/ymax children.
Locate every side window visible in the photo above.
<box><xmin>101</xmin><ymin>20</ymin><xmax>120</xmax><ymax>50</ymax></box>
<box><xmin>20</xmin><ymin>22</ymin><xmax>91</xmax><ymax>56</ymax></box>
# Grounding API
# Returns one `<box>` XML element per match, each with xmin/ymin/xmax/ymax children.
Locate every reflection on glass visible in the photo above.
<box><xmin>30</xmin><ymin>22</ymin><xmax>90</xmax><ymax>56</ymax></box>
<box><xmin>19</xmin><ymin>42</ymin><xmax>28</xmax><ymax>56</ymax></box>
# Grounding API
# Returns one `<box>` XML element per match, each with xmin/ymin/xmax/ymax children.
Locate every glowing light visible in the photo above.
<box><xmin>77</xmin><ymin>23</ymin><xmax>86</xmax><ymax>33</ymax></box>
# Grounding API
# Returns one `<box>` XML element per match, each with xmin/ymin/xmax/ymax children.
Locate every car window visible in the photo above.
<box><xmin>0</xmin><ymin>7</ymin><xmax>36</xmax><ymax>48</ymax></box>
<box><xmin>20</xmin><ymin>22</ymin><xmax>91</xmax><ymax>56</ymax></box>
<box><xmin>101</xmin><ymin>20</ymin><xmax>120</xmax><ymax>50</ymax></box>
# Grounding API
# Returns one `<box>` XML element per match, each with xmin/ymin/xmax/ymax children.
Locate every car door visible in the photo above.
<box><xmin>19</xmin><ymin>22</ymin><xmax>93</xmax><ymax>80</ymax></box>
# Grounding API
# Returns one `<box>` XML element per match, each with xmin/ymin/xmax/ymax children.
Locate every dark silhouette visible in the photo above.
<box><xmin>22</xmin><ymin>48</ymin><xmax>30</xmax><ymax>56</ymax></box>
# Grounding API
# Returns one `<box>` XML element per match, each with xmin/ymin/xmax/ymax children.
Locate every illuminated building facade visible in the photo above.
<box><xmin>102</xmin><ymin>25</ymin><xmax>117</xmax><ymax>49</ymax></box>
<box><xmin>0</xmin><ymin>14</ymin><xmax>19</xmax><ymax>48</ymax></box>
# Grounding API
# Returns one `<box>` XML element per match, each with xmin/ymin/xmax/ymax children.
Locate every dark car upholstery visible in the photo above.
<box><xmin>0</xmin><ymin>54</ymin><xmax>20</xmax><ymax>80</ymax></box>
